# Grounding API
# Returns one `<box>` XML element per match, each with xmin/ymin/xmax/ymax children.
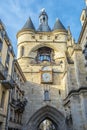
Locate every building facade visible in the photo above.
<box><xmin>16</xmin><ymin>2</ymin><xmax>87</xmax><ymax>130</ymax></box>
<box><xmin>0</xmin><ymin>19</ymin><xmax>15</xmax><ymax>130</ymax></box>
<box><xmin>0</xmin><ymin>21</ymin><xmax>27</xmax><ymax>130</ymax></box>
<box><xmin>8</xmin><ymin>59</ymin><xmax>27</xmax><ymax>130</ymax></box>
<box><xmin>0</xmin><ymin>1</ymin><xmax>87</xmax><ymax>130</ymax></box>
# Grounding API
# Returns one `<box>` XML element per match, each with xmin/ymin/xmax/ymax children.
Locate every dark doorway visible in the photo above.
<box><xmin>38</xmin><ymin>119</ymin><xmax>56</xmax><ymax>130</ymax></box>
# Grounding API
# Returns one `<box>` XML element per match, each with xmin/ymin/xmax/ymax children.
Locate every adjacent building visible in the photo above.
<box><xmin>0</xmin><ymin>19</ymin><xmax>15</xmax><ymax>130</ymax></box>
<box><xmin>0</xmin><ymin>20</ymin><xmax>27</xmax><ymax>130</ymax></box>
<box><xmin>8</xmin><ymin>59</ymin><xmax>27</xmax><ymax>130</ymax></box>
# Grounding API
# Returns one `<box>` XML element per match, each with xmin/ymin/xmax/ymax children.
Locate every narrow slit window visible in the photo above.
<box><xmin>6</xmin><ymin>53</ymin><xmax>10</xmax><ymax>65</ymax></box>
<box><xmin>0</xmin><ymin>39</ymin><xmax>3</xmax><ymax>52</ymax></box>
<box><xmin>1</xmin><ymin>91</ymin><xmax>5</xmax><ymax>108</ymax></box>
<box><xmin>44</xmin><ymin>90</ymin><xmax>50</xmax><ymax>101</ymax></box>
<box><xmin>21</xmin><ymin>46</ymin><xmax>24</xmax><ymax>57</ymax></box>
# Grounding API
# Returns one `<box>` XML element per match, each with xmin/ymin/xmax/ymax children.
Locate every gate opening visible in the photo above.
<box><xmin>38</xmin><ymin>119</ymin><xmax>56</xmax><ymax>130</ymax></box>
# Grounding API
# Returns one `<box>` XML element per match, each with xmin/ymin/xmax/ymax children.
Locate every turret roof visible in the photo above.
<box><xmin>37</xmin><ymin>24</ymin><xmax>51</xmax><ymax>32</ymax></box>
<box><xmin>53</xmin><ymin>18</ymin><xmax>66</xmax><ymax>31</ymax></box>
<box><xmin>22</xmin><ymin>17</ymin><xmax>35</xmax><ymax>30</ymax></box>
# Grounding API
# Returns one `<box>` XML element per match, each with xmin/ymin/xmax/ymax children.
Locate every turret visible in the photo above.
<box><xmin>17</xmin><ymin>17</ymin><xmax>36</xmax><ymax>59</ymax></box>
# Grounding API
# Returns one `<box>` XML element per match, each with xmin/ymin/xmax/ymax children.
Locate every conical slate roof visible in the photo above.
<box><xmin>37</xmin><ymin>24</ymin><xmax>51</xmax><ymax>32</ymax></box>
<box><xmin>22</xmin><ymin>17</ymin><xmax>35</xmax><ymax>30</ymax></box>
<box><xmin>53</xmin><ymin>18</ymin><xmax>66</xmax><ymax>31</ymax></box>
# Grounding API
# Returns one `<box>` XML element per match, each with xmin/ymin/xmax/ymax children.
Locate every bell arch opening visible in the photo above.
<box><xmin>25</xmin><ymin>105</ymin><xmax>67</xmax><ymax>130</ymax></box>
<box><xmin>36</xmin><ymin>46</ymin><xmax>54</xmax><ymax>62</ymax></box>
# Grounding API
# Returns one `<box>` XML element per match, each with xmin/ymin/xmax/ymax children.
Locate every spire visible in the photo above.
<box><xmin>53</xmin><ymin>18</ymin><xmax>66</xmax><ymax>31</ymax></box>
<box><xmin>22</xmin><ymin>17</ymin><xmax>35</xmax><ymax>31</ymax></box>
<box><xmin>67</xmin><ymin>26</ymin><xmax>72</xmax><ymax>41</ymax></box>
<box><xmin>37</xmin><ymin>8</ymin><xmax>51</xmax><ymax>32</ymax></box>
<box><xmin>68</xmin><ymin>26</ymin><xmax>72</xmax><ymax>36</ymax></box>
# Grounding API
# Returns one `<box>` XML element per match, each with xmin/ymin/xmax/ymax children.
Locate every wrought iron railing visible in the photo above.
<box><xmin>0</xmin><ymin>62</ymin><xmax>14</xmax><ymax>88</ymax></box>
<box><xmin>11</xmin><ymin>98</ymin><xmax>27</xmax><ymax>113</ymax></box>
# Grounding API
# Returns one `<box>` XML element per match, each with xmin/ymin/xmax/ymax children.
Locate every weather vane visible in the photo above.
<box><xmin>41</xmin><ymin>8</ymin><xmax>45</xmax><ymax>12</ymax></box>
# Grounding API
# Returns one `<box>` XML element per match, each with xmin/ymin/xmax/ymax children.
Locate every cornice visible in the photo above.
<box><xmin>63</xmin><ymin>87</ymin><xmax>87</xmax><ymax>106</ymax></box>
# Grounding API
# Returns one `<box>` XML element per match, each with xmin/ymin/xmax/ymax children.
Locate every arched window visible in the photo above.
<box><xmin>37</xmin><ymin>47</ymin><xmax>53</xmax><ymax>62</ymax></box>
<box><xmin>44</xmin><ymin>90</ymin><xmax>50</xmax><ymax>101</ymax></box>
<box><xmin>21</xmin><ymin>46</ymin><xmax>24</xmax><ymax>57</ymax></box>
<box><xmin>1</xmin><ymin>91</ymin><xmax>5</xmax><ymax>108</ymax></box>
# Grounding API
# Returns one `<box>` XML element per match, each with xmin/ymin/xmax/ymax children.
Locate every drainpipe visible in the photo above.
<box><xmin>5</xmin><ymin>59</ymin><xmax>15</xmax><ymax>130</ymax></box>
<box><xmin>5</xmin><ymin>89</ymin><xmax>10</xmax><ymax>130</ymax></box>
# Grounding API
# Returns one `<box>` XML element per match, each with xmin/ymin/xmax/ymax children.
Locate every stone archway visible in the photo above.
<box><xmin>24</xmin><ymin>105</ymin><xmax>67</xmax><ymax>130</ymax></box>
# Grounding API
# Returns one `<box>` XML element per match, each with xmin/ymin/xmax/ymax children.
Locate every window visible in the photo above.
<box><xmin>59</xmin><ymin>90</ymin><xmax>61</xmax><ymax>95</ymax></box>
<box><xmin>55</xmin><ymin>35</ymin><xmax>58</xmax><ymax>39</ymax></box>
<box><xmin>16</xmin><ymin>90</ymin><xmax>19</xmax><ymax>100</ymax></box>
<box><xmin>21</xmin><ymin>46</ymin><xmax>24</xmax><ymax>57</ymax></box>
<box><xmin>10</xmin><ymin>89</ymin><xmax>15</xmax><ymax>101</ymax></box>
<box><xmin>15</xmin><ymin>112</ymin><xmax>18</xmax><ymax>123</ymax></box>
<box><xmin>43</xmin><ymin>17</ymin><xmax>45</xmax><ymax>22</ymax></box>
<box><xmin>1</xmin><ymin>91</ymin><xmax>5</xmax><ymax>108</ymax></box>
<box><xmin>0</xmin><ymin>39</ymin><xmax>3</xmax><ymax>62</ymax></box>
<box><xmin>13</xmin><ymin>68</ymin><xmax>16</xmax><ymax>80</ymax></box>
<box><xmin>39</xmin><ymin>35</ymin><xmax>43</xmax><ymax>39</ymax></box>
<box><xmin>10</xmin><ymin>108</ymin><xmax>13</xmax><ymax>121</ymax></box>
<box><xmin>6</xmin><ymin>53</ymin><xmax>10</xmax><ymax>65</ymax></box>
<box><xmin>19</xmin><ymin>114</ymin><xmax>22</xmax><ymax>124</ymax></box>
<box><xmin>4</xmin><ymin>66</ymin><xmax>8</xmax><ymax>77</ymax></box>
<box><xmin>0</xmin><ymin>56</ymin><xmax>1</xmax><ymax>62</ymax></box>
<box><xmin>47</xmin><ymin>35</ymin><xmax>50</xmax><ymax>40</ymax></box>
<box><xmin>14</xmin><ymin>111</ymin><xmax>17</xmax><ymax>122</ymax></box>
<box><xmin>31</xmin><ymin>34</ymin><xmax>35</xmax><ymax>39</ymax></box>
<box><xmin>44</xmin><ymin>90</ymin><xmax>50</xmax><ymax>101</ymax></box>
<box><xmin>83</xmin><ymin>43</ymin><xmax>87</xmax><ymax>60</ymax></box>
<box><xmin>0</xmin><ymin>39</ymin><xmax>3</xmax><ymax>52</ymax></box>
<box><xmin>0</xmin><ymin>122</ymin><xmax>2</xmax><ymax>130</ymax></box>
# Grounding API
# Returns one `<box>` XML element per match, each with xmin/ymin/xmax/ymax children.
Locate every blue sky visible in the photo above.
<box><xmin>0</xmin><ymin>0</ymin><xmax>86</xmax><ymax>55</ymax></box>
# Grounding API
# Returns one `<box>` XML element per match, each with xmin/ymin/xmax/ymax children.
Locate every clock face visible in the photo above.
<box><xmin>42</xmin><ymin>73</ymin><xmax>51</xmax><ymax>82</ymax></box>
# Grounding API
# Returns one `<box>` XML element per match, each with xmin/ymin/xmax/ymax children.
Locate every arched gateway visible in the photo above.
<box><xmin>24</xmin><ymin>105</ymin><xmax>67</xmax><ymax>130</ymax></box>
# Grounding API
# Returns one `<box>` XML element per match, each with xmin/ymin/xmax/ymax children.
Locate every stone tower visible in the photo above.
<box><xmin>17</xmin><ymin>8</ymin><xmax>87</xmax><ymax>130</ymax></box>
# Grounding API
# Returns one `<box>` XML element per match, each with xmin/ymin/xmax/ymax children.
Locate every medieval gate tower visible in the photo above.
<box><xmin>17</xmin><ymin>5</ymin><xmax>87</xmax><ymax>130</ymax></box>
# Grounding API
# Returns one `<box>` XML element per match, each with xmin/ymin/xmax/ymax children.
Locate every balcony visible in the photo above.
<box><xmin>0</xmin><ymin>63</ymin><xmax>14</xmax><ymax>89</ymax></box>
<box><xmin>11</xmin><ymin>98</ymin><xmax>27</xmax><ymax>113</ymax></box>
<box><xmin>1</xmin><ymin>75</ymin><xmax>14</xmax><ymax>89</ymax></box>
